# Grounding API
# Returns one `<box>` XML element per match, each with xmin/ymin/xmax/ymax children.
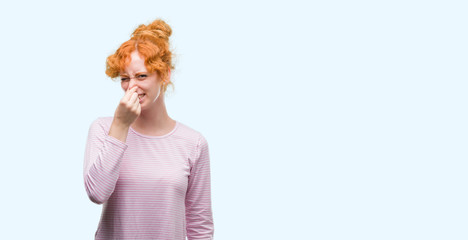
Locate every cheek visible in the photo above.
<box><xmin>121</xmin><ymin>82</ymin><xmax>128</xmax><ymax>90</ymax></box>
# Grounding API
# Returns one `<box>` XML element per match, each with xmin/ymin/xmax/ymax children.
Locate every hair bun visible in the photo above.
<box><xmin>131</xmin><ymin>19</ymin><xmax>172</xmax><ymax>41</ymax></box>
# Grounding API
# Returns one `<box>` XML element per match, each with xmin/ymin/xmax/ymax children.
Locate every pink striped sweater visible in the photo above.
<box><xmin>83</xmin><ymin>117</ymin><xmax>214</xmax><ymax>240</ymax></box>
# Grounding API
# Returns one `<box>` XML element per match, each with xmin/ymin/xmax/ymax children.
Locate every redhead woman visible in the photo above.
<box><xmin>83</xmin><ymin>19</ymin><xmax>214</xmax><ymax>240</ymax></box>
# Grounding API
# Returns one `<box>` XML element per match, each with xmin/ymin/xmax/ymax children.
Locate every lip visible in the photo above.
<box><xmin>138</xmin><ymin>94</ymin><xmax>145</xmax><ymax>103</ymax></box>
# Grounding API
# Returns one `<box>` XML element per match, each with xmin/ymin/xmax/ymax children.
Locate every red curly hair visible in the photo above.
<box><xmin>105</xmin><ymin>18</ymin><xmax>175</xmax><ymax>94</ymax></box>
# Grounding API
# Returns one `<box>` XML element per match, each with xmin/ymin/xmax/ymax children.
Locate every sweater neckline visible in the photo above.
<box><xmin>129</xmin><ymin>120</ymin><xmax>179</xmax><ymax>139</ymax></box>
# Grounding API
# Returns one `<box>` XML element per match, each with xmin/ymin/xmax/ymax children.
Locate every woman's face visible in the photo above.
<box><xmin>120</xmin><ymin>50</ymin><xmax>163</xmax><ymax>109</ymax></box>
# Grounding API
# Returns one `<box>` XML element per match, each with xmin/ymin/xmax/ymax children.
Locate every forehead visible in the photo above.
<box><xmin>121</xmin><ymin>51</ymin><xmax>147</xmax><ymax>75</ymax></box>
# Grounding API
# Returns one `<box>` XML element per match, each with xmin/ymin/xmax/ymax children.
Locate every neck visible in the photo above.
<box><xmin>131</xmin><ymin>91</ymin><xmax>174</xmax><ymax>132</ymax></box>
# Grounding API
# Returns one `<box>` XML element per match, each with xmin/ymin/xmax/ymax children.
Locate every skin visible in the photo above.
<box><xmin>108</xmin><ymin>50</ymin><xmax>176</xmax><ymax>143</ymax></box>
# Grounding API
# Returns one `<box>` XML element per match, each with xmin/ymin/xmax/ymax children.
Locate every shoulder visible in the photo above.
<box><xmin>174</xmin><ymin>121</ymin><xmax>209</xmax><ymax>160</ymax></box>
<box><xmin>88</xmin><ymin>116</ymin><xmax>114</xmax><ymax>131</ymax></box>
<box><xmin>173</xmin><ymin>121</ymin><xmax>207</xmax><ymax>144</ymax></box>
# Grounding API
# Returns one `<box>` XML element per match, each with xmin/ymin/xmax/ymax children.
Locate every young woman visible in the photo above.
<box><xmin>83</xmin><ymin>18</ymin><xmax>214</xmax><ymax>240</ymax></box>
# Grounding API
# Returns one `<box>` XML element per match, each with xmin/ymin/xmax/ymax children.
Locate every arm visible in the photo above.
<box><xmin>83</xmin><ymin>118</ymin><xmax>129</xmax><ymax>204</ymax></box>
<box><xmin>185</xmin><ymin>135</ymin><xmax>214</xmax><ymax>239</ymax></box>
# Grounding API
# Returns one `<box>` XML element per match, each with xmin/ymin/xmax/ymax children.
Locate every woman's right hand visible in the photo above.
<box><xmin>113</xmin><ymin>86</ymin><xmax>141</xmax><ymax>127</ymax></box>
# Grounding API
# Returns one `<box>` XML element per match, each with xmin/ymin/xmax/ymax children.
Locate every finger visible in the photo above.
<box><xmin>132</xmin><ymin>98</ymin><xmax>140</xmax><ymax>111</ymax></box>
<box><xmin>123</xmin><ymin>86</ymin><xmax>138</xmax><ymax>101</ymax></box>
<box><xmin>131</xmin><ymin>95</ymin><xmax>141</xmax><ymax>112</ymax></box>
<box><xmin>129</xmin><ymin>92</ymin><xmax>139</xmax><ymax>104</ymax></box>
<box><xmin>135</xmin><ymin>102</ymin><xmax>141</xmax><ymax>115</ymax></box>
<box><xmin>133</xmin><ymin>92</ymin><xmax>141</xmax><ymax>104</ymax></box>
<box><xmin>127</xmin><ymin>86</ymin><xmax>138</xmax><ymax>96</ymax></box>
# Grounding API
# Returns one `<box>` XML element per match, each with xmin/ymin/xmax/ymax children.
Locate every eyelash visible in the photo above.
<box><xmin>121</xmin><ymin>75</ymin><xmax>147</xmax><ymax>81</ymax></box>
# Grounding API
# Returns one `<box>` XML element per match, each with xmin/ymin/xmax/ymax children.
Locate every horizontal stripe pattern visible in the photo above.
<box><xmin>83</xmin><ymin>117</ymin><xmax>214</xmax><ymax>240</ymax></box>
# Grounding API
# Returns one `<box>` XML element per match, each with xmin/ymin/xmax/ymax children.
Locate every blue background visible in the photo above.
<box><xmin>0</xmin><ymin>0</ymin><xmax>466</xmax><ymax>239</ymax></box>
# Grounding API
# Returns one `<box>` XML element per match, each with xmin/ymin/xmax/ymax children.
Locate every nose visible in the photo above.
<box><xmin>127</xmin><ymin>78</ymin><xmax>139</xmax><ymax>91</ymax></box>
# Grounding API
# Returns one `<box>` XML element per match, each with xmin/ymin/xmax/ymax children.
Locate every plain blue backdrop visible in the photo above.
<box><xmin>0</xmin><ymin>0</ymin><xmax>466</xmax><ymax>239</ymax></box>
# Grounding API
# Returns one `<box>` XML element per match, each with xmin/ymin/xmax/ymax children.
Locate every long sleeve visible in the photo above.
<box><xmin>185</xmin><ymin>135</ymin><xmax>214</xmax><ymax>239</ymax></box>
<box><xmin>83</xmin><ymin>118</ymin><xmax>128</xmax><ymax>205</ymax></box>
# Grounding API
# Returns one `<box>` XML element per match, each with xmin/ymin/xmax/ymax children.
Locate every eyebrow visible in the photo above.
<box><xmin>120</xmin><ymin>71</ymin><xmax>149</xmax><ymax>77</ymax></box>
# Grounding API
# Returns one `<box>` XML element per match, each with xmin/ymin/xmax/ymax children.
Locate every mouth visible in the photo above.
<box><xmin>138</xmin><ymin>94</ymin><xmax>145</xmax><ymax>101</ymax></box>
